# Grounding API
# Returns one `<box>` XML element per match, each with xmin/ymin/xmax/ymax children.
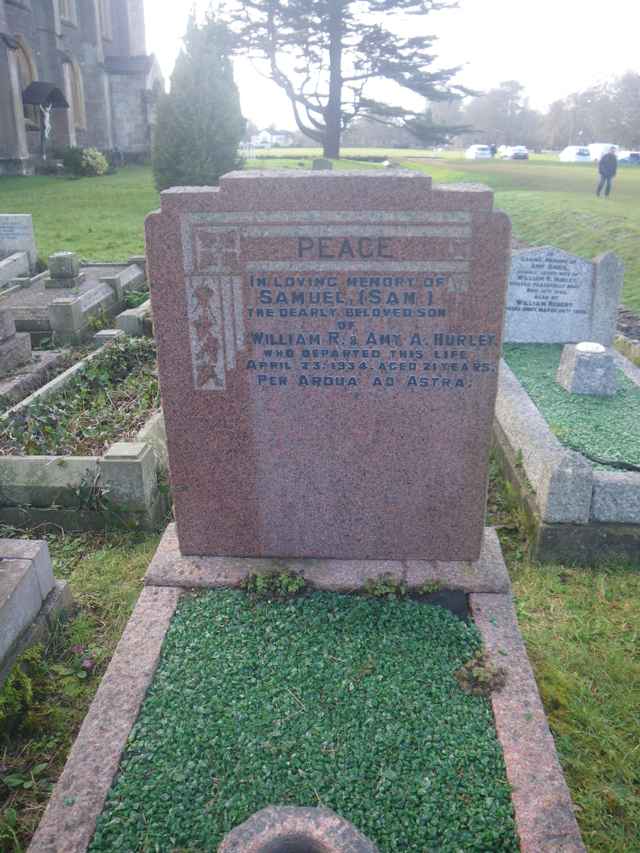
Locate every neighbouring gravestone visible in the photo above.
<box><xmin>556</xmin><ymin>341</ymin><xmax>618</xmax><ymax>397</ymax></box>
<box><xmin>146</xmin><ymin>170</ymin><xmax>511</xmax><ymax>560</ymax></box>
<box><xmin>504</xmin><ymin>246</ymin><xmax>623</xmax><ymax>346</ymax></box>
<box><xmin>0</xmin><ymin>214</ymin><xmax>37</xmax><ymax>271</ymax></box>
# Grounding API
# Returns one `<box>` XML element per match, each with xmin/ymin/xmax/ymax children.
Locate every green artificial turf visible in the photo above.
<box><xmin>89</xmin><ymin>591</ymin><xmax>518</xmax><ymax>853</ymax></box>
<box><xmin>503</xmin><ymin>343</ymin><xmax>640</xmax><ymax>467</ymax></box>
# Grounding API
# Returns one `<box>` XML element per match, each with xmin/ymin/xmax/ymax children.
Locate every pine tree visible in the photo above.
<box><xmin>223</xmin><ymin>0</ymin><xmax>469</xmax><ymax>158</ymax></box>
<box><xmin>153</xmin><ymin>17</ymin><xmax>246</xmax><ymax>191</ymax></box>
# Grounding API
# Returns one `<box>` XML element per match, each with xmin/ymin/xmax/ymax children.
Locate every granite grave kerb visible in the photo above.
<box><xmin>146</xmin><ymin>170</ymin><xmax>512</xmax><ymax>561</ymax></box>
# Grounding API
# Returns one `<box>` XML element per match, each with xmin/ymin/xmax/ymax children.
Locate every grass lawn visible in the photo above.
<box><xmin>2</xmin><ymin>155</ymin><xmax>639</xmax><ymax>310</ymax></box>
<box><xmin>0</xmin><ymin>166</ymin><xmax>159</xmax><ymax>263</ymax></box>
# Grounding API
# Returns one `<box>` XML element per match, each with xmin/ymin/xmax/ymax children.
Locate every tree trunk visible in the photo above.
<box><xmin>323</xmin><ymin>0</ymin><xmax>343</xmax><ymax>159</ymax></box>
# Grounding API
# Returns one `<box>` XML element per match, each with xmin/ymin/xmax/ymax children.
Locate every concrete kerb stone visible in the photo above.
<box><xmin>99</xmin><ymin>442</ymin><xmax>158</xmax><ymax>514</ymax></box>
<box><xmin>29</xmin><ymin>532</ymin><xmax>585</xmax><ymax>852</ymax></box>
<box><xmin>99</xmin><ymin>263</ymin><xmax>145</xmax><ymax>302</ymax></box>
<box><xmin>145</xmin><ymin>524</ymin><xmax>511</xmax><ymax>594</ymax></box>
<box><xmin>115</xmin><ymin>298</ymin><xmax>151</xmax><ymax>337</ymax></box>
<box><xmin>0</xmin><ymin>539</ymin><xmax>54</xmax><ymax>664</ymax></box>
<box><xmin>0</xmin><ymin>456</ymin><xmax>101</xmax><ymax>508</ymax></box>
<box><xmin>0</xmin><ymin>579</ymin><xmax>73</xmax><ymax>688</ymax></box>
<box><xmin>28</xmin><ymin>585</ymin><xmax>182</xmax><ymax>853</ymax></box>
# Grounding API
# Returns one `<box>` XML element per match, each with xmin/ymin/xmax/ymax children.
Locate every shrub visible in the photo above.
<box><xmin>81</xmin><ymin>147</ymin><xmax>109</xmax><ymax>176</ymax></box>
<box><xmin>62</xmin><ymin>146</ymin><xmax>109</xmax><ymax>177</ymax></box>
<box><xmin>152</xmin><ymin>15</ymin><xmax>245</xmax><ymax>191</ymax></box>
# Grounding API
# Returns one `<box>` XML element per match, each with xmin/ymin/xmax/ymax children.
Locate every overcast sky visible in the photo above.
<box><xmin>144</xmin><ymin>0</ymin><xmax>640</xmax><ymax>130</ymax></box>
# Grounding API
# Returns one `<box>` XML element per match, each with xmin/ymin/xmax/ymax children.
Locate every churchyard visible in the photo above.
<box><xmin>1</xmin><ymin>160</ymin><xmax>639</xmax><ymax>853</ymax></box>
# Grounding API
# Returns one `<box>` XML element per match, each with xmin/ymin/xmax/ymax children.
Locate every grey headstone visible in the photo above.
<box><xmin>556</xmin><ymin>342</ymin><xmax>618</xmax><ymax>397</ymax></box>
<box><xmin>312</xmin><ymin>158</ymin><xmax>333</xmax><ymax>170</ymax></box>
<box><xmin>504</xmin><ymin>247</ymin><xmax>593</xmax><ymax>343</ymax></box>
<box><xmin>0</xmin><ymin>214</ymin><xmax>37</xmax><ymax>270</ymax></box>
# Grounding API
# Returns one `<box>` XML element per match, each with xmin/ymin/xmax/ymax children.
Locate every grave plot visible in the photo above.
<box><xmin>0</xmin><ymin>253</ymin><xmax>146</xmax><ymax>346</ymax></box>
<box><xmin>30</xmin><ymin>172</ymin><xmax>585</xmax><ymax>853</ymax></box>
<box><xmin>495</xmin><ymin>245</ymin><xmax>640</xmax><ymax>564</ymax></box>
<box><xmin>0</xmin><ymin>337</ymin><xmax>168</xmax><ymax>531</ymax></box>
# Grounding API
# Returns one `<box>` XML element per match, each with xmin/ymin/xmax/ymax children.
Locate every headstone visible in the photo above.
<box><xmin>312</xmin><ymin>158</ymin><xmax>333</xmax><ymax>170</ymax></box>
<box><xmin>146</xmin><ymin>170</ymin><xmax>511</xmax><ymax>560</ymax></box>
<box><xmin>46</xmin><ymin>251</ymin><xmax>84</xmax><ymax>289</ymax></box>
<box><xmin>504</xmin><ymin>247</ymin><xmax>623</xmax><ymax>346</ymax></box>
<box><xmin>0</xmin><ymin>214</ymin><xmax>37</xmax><ymax>271</ymax></box>
<box><xmin>0</xmin><ymin>306</ymin><xmax>31</xmax><ymax>378</ymax></box>
<box><xmin>556</xmin><ymin>341</ymin><xmax>618</xmax><ymax>397</ymax></box>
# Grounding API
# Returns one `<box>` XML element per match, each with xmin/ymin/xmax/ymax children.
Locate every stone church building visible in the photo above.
<box><xmin>0</xmin><ymin>0</ymin><xmax>163</xmax><ymax>174</ymax></box>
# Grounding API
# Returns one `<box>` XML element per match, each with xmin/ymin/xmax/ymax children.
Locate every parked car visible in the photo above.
<box><xmin>464</xmin><ymin>144</ymin><xmax>493</xmax><ymax>160</ymax></box>
<box><xmin>559</xmin><ymin>146</ymin><xmax>591</xmax><ymax>163</ymax></box>
<box><xmin>588</xmin><ymin>143</ymin><xmax>620</xmax><ymax>162</ymax></box>
<box><xmin>617</xmin><ymin>150</ymin><xmax>640</xmax><ymax>165</ymax></box>
<box><xmin>500</xmin><ymin>145</ymin><xmax>529</xmax><ymax>160</ymax></box>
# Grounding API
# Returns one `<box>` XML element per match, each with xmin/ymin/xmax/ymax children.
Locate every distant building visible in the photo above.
<box><xmin>0</xmin><ymin>0</ymin><xmax>164</xmax><ymax>175</ymax></box>
<box><xmin>251</xmin><ymin>129</ymin><xmax>294</xmax><ymax>149</ymax></box>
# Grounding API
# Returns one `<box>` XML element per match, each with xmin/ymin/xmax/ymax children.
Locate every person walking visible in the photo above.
<box><xmin>596</xmin><ymin>147</ymin><xmax>618</xmax><ymax>197</ymax></box>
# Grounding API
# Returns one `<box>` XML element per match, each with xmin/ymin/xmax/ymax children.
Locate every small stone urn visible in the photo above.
<box><xmin>218</xmin><ymin>806</ymin><xmax>379</xmax><ymax>853</ymax></box>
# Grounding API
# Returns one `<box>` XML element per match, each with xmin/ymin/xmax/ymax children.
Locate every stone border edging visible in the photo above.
<box><xmin>28</xmin><ymin>585</ymin><xmax>182</xmax><ymax>853</ymax></box>
<box><xmin>471</xmin><ymin>593</ymin><xmax>586</xmax><ymax>852</ymax></box>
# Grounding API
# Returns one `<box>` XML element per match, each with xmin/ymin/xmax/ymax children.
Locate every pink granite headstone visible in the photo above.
<box><xmin>146</xmin><ymin>171</ymin><xmax>511</xmax><ymax>560</ymax></box>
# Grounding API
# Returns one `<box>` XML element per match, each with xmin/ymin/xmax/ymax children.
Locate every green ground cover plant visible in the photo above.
<box><xmin>89</xmin><ymin>590</ymin><xmax>517</xmax><ymax>853</ymax></box>
<box><xmin>0</xmin><ymin>338</ymin><xmax>159</xmax><ymax>457</ymax></box>
<box><xmin>503</xmin><ymin>343</ymin><xmax>640</xmax><ymax>468</ymax></box>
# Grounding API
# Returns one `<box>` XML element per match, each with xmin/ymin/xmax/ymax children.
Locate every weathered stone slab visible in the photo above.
<box><xmin>0</xmin><ymin>214</ymin><xmax>37</xmax><ymax>270</ymax></box>
<box><xmin>146</xmin><ymin>170</ymin><xmax>511</xmax><ymax>560</ymax></box>
<box><xmin>504</xmin><ymin>247</ymin><xmax>623</xmax><ymax>346</ymax></box>
<box><xmin>99</xmin><ymin>263</ymin><xmax>145</xmax><ymax>301</ymax></box>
